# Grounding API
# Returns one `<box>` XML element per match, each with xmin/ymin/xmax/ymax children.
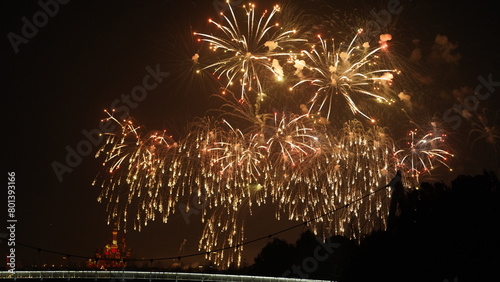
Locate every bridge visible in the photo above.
<box><xmin>0</xmin><ymin>271</ymin><xmax>333</xmax><ymax>281</ymax></box>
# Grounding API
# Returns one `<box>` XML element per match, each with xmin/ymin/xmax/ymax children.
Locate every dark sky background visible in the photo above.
<box><xmin>2</xmin><ymin>0</ymin><xmax>499</xmax><ymax>270</ymax></box>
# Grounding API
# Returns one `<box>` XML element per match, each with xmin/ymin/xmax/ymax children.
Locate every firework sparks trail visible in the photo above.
<box><xmin>265</xmin><ymin>112</ymin><xmax>320</xmax><ymax>168</ymax></box>
<box><xmin>395</xmin><ymin>129</ymin><xmax>454</xmax><ymax>186</ymax></box>
<box><xmin>193</xmin><ymin>3</ymin><xmax>305</xmax><ymax>107</ymax></box>
<box><xmin>94</xmin><ymin>110</ymin><xmax>179</xmax><ymax>230</ymax></box>
<box><xmin>273</xmin><ymin>120</ymin><xmax>395</xmax><ymax>240</ymax></box>
<box><xmin>468</xmin><ymin>109</ymin><xmax>500</xmax><ymax>151</ymax></box>
<box><xmin>291</xmin><ymin>31</ymin><xmax>396</xmax><ymax>122</ymax></box>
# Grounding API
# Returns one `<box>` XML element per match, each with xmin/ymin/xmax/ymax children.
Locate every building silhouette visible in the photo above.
<box><xmin>86</xmin><ymin>225</ymin><xmax>132</xmax><ymax>269</ymax></box>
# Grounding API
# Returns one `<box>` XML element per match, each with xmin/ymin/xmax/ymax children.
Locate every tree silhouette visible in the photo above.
<box><xmin>249</xmin><ymin>171</ymin><xmax>499</xmax><ymax>282</ymax></box>
<box><xmin>251</xmin><ymin>237</ymin><xmax>295</xmax><ymax>277</ymax></box>
<box><xmin>341</xmin><ymin>171</ymin><xmax>499</xmax><ymax>282</ymax></box>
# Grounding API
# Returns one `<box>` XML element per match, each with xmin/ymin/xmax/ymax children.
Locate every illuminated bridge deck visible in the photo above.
<box><xmin>0</xmin><ymin>271</ymin><xmax>333</xmax><ymax>281</ymax></box>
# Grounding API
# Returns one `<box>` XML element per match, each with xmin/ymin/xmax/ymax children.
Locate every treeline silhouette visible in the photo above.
<box><xmin>243</xmin><ymin>171</ymin><xmax>499</xmax><ymax>282</ymax></box>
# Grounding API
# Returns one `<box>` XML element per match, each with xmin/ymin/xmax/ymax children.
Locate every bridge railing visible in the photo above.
<box><xmin>0</xmin><ymin>270</ymin><xmax>333</xmax><ymax>281</ymax></box>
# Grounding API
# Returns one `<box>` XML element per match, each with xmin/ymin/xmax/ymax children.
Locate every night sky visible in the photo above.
<box><xmin>3</xmin><ymin>0</ymin><xmax>499</xmax><ymax>270</ymax></box>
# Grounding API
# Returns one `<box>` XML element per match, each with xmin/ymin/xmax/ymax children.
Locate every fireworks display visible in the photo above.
<box><xmin>93</xmin><ymin>2</ymin><xmax>456</xmax><ymax>268</ymax></box>
<box><xmin>291</xmin><ymin>31</ymin><xmax>396</xmax><ymax>121</ymax></box>
<box><xmin>193</xmin><ymin>3</ymin><xmax>305</xmax><ymax>105</ymax></box>
<box><xmin>395</xmin><ymin>128</ymin><xmax>453</xmax><ymax>186</ymax></box>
